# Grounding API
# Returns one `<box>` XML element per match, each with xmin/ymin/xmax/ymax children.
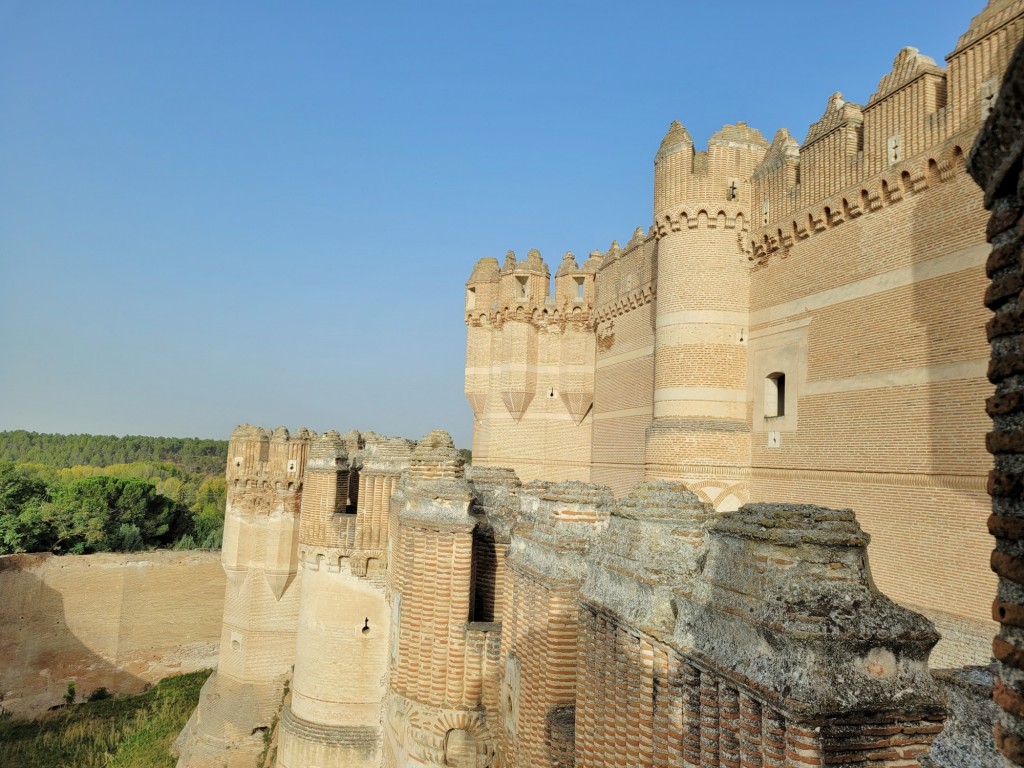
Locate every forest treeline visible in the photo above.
<box><xmin>0</xmin><ymin>431</ymin><xmax>229</xmax><ymax>556</ymax></box>
<box><xmin>0</xmin><ymin>430</ymin><xmax>228</xmax><ymax>474</ymax></box>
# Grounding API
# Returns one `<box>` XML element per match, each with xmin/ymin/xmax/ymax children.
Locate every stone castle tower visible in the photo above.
<box><xmin>645</xmin><ymin>121</ymin><xmax>767</xmax><ymax>498</ymax></box>
<box><xmin>276</xmin><ymin>431</ymin><xmax>413</xmax><ymax>768</ymax></box>
<box><xmin>465</xmin><ymin>248</ymin><xmax>599</xmax><ymax>482</ymax></box>
<box><xmin>175</xmin><ymin>425</ymin><xmax>311</xmax><ymax>768</ymax></box>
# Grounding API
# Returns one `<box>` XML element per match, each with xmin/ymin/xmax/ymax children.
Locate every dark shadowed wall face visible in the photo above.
<box><xmin>0</xmin><ymin>550</ymin><xmax>224</xmax><ymax>717</ymax></box>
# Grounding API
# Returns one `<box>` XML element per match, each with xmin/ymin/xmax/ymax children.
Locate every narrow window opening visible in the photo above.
<box><xmin>574</xmin><ymin>276</ymin><xmax>585</xmax><ymax>300</ymax></box>
<box><xmin>515</xmin><ymin>275</ymin><xmax>528</xmax><ymax>300</ymax></box>
<box><xmin>362</xmin><ymin>617</ymin><xmax>370</xmax><ymax>634</ymax></box>
<box><xmin>982</xmin><ymin>77</ymin><xmax>997</xmax><ymax>120</ymax></box>
<box><xmin>765</xmin><ymin>372</ymin><xmax>785</xmax><ymax>418</ymax></box>
<box><xmin>726</xmin><ymin>178</ymin><xmax>739</xmax><ymax>201</ymax></box>
<box><xmin>761</xmin><ymin>200</ymin><xmax>770</xmax><ymax>226</ymax></box>
<box><xmin>336</xmin><ymin>472</ymin><xmax>352</xmax><ymax>514</ymax></box>
<box><xmin>470</xmin><ymin>526</ymin><xmax>498</xmax><ymax>622</ymax></box>
<box><xmin>466</xmin><ymin>286</ymin><xmax>476</xmax><ymax>310</ymax></box>
<box><xmin>287</xmin><ymin>459</ymin><xmax>297</xmax><ymax>473</ymax></box>
<box><xmin>886</xmin><ymin>134</ymin><xmax>902</xmax><ymax>166</ymax></box>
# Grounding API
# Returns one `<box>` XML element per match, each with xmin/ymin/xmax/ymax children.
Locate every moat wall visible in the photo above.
<box><xmin>0</xmin><ymin>550</ymin><xmax>225</xmax><ymax>717</ymax></box>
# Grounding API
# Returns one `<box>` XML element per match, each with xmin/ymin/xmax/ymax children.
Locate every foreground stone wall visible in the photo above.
<box><xmin>179</xmin><ymin>424</ymin><xmax>973</xmax><ymax>766</ymax></box>
<box><xmin>381</xmin><ymin>466</ymin><xmax>948</xmax><ymax>767</ymax></box>
<box><xmin>0</xmin><ymin>549</ymin><xmax>224</xmax><ymax>717</ymax></box>
<box><xmin>968</xmin><ymin>30</ymin><xmax>1024</xmax><ymax>766</ymax></box>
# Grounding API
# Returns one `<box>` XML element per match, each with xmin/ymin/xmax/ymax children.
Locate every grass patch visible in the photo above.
<box><xmin>0</xmin><ymin>670</ymin><xmax>210</xmax><ymax>768</ymax></box>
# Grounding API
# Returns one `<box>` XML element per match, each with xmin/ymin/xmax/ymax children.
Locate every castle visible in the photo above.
<box><xmin>464</xmin><ymin>0</ymin><xmax>1024</xmax><ymax>670</ymax></box>
<box><xmin>175</xmin><ymin>425</ymin><xmax>951</xmax><ymax>768</ymax></box>
<box><xmin>173</xmin><ymin>3</ymin><xmax>1024</xmax><ymax>767</ymax></box>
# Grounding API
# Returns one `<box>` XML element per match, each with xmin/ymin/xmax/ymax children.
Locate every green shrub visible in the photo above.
<box><xmin>86</xmin><ymin>687</ymin><xmax>110</xmax><ymax>703</ymax></box>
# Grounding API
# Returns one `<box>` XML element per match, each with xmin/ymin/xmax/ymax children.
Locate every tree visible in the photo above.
<box><xmin>0</xmin><ymin>461</ymin><xmax>47</xmax><ymax>516</ymax></box>
<box><xmin>189</xmin><ymin>476</ymin><xmax>226</xmax><ymax>548</ymax></box>
<box><xmin>0</xmin><ymin>462</ymin><xmax>50</xmax><ymax>553</ymax></box>
<box><xmin>45</xmin><ymin>476</ymin><xmax>186</xmax><ymax>554</ymax></box>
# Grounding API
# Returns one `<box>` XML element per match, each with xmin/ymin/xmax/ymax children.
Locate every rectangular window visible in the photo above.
<box><xmin>765</xmin><ymin>372</ymin><xmax>785</xmax><ymax>418</ymax></box>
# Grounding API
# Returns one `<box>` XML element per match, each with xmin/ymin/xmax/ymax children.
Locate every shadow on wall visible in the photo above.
<box><xmin>909</xmin><ymin>137</ymin><xmax>996</xmax><ymax>667</ymax></box>
<box><xmin>0</xmin><ymin>555</ymin><xmax>148</xmax><ymax>716</ymax></box>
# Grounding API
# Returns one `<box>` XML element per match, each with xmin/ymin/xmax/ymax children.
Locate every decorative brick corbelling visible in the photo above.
<box><xmin>592</xmin><ymin>283</ymin><xmax>655</xmax><ymax>323</ymax></box>
<box><xmin>653</xmin><ymin>202</ymin><xmax>749</xmax><ymax>241</ymax></box>
<box><xmin>749</xmin><ymin>138</ymin><xmax>971</xmax><ymax>267</ymax></box>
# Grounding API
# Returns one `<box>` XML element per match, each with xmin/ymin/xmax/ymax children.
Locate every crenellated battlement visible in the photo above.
<box><xmin>465</xmin><ymin>248</ymin><xmax>597</xmax><ymax>331</ymax></box>
<box><xmin>746</xmin><ymin>2</ymin><xmax>1024</xmax><ymax>241</ymax></box>
<box><xmin>748</xmin><ymin>135</ymin><xmax>969</xmax><ymax>266</ymax></box>
<box><xmin>653</xmin><ymin>120</ymin><xmax>769</xmax><ymax>217</ymax></box>
<box><xmin>227</xmin><ymin>424</ymin><xmax>315</xmax><ymax>495</ymax></box>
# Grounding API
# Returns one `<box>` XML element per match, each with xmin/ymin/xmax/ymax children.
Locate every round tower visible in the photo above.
<box><xmin>645</xmin><ymin>122</ymin><xmax>769</xmax><ymax>511</ymax></box>
<box><xmin>276</xmin><ymin>429</ymin><xmax>394</xmax><ymax>768</ymax></box>
<box><xmin>177</xmin><ymin>424</ymin><xmax>311</xmax><ymax>768</ymax></box>
<box><xmin>383</xmin><ymin>431</ymin><xmax>494</xmax><ymax>768</ymax></box>
<box><xmin>465</xmin><ymin>257</ymin><xmax>501</xmax><ymax>458</ymax></box>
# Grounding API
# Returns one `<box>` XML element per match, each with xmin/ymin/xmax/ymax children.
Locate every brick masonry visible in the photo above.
<box><xmin>465</xmin><ymin>0</ymin><xmax>1024</xmax><ymax>669</ymax></box>
<box><xmin>968</xmin><ymin>25</ymin><xmax>1024</xmax><ymax>766</ymax></box>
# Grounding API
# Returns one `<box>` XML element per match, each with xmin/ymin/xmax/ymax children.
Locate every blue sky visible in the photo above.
<box><xmin>0</xmin><ymin>0</ymin><xmax>978</xmax><ymax>448</ymax></box>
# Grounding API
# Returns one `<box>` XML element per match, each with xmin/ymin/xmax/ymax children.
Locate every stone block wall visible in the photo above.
<box><xmin>571</xmin><ymin>490</ymin><xmax>946</xmax><ymax>768</ymax></box>
<box><xmin>968</xmin><ymin>30</ymin><xmax>1024</xmax><ymax>765</ymax></box>
<box><xmin>499</xmin><ymin>481</ymin><xmax>611</xmax><ymax>768</ymax></box>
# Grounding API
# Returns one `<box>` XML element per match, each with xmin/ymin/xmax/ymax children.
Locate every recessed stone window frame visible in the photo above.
<box><xmin>764</xmin><ymin>372</ymin><xmax>786</xmax><ymax>419</ymax></box>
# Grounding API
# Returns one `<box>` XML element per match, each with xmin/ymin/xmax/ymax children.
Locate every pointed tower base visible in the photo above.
<box><xmin>559</xmin><ymin>391</ymin><xmax>593</xmax><ymax>425</ymax></box>
<box><xmin>501</xmin><ymin>390</ymin><xmax>534</xmax><ymax>422</ymax></box>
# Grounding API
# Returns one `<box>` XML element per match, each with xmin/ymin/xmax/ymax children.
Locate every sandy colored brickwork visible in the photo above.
<box><xmin>464</xmin><ymin>0</ymin><xmax>1024</xmax><ymax>668</ymax></box>
<box><xmin>0</xmin><ymin>549</ymin><xmax>224</xmax><ymax>718</ymax></box>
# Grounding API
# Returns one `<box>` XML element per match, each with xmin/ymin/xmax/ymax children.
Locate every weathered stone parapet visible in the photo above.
<box><xmin>582</xmin><ymin>482</ymin><xmax>710</xmax><ymax>639</ymax></box>
<box><xmin>405</xmin><ymin>429</ymin><xmax>465</xmax><ymax>483</ymax></box>
<box><xmin>466</xmin><ymin>465</ymin><xmax>521</xmax><ymax>542</ymax></box>
<box><xmin>466</xmin><ymin>466</ymin><xmax>521</xmax><ymax>626</ymax></box>
<box><xmin>500</xmin><ymin>481</ymin><xmax>611</xmax><ymax>768</ymax></box>
<box><xmin>353</xmin><ymin>433</ymin><xmax>414</xmax><ymax>554</ymax></box>
<box><xmin>969</xmin><ymin>32</ymin><xmax>1024</xmax><ymax>766</ymax></box>
<box><xmin>676</xmin><ymin>503</ymin><xmax>942</xmax><ymax>718</ymax></box>
<box><xmin>574</xmin><ymin>496</ymin><xmax>945</xmax><ymax>768</ymax></box>
<box><xmin>356</xmin><ymin>432</ymin><xmax>416</xmax><ymax>475</ymax></box>
<box><xmin>926</xmin><ymin>666</ymin><xmax>1008</xmax><ymax>768</ymax></box>
<box><xmin>507</xmin><ymin>481</ymin><xmax>612</xmax><ymax>583</ymax></box>
<box><xmin>575</xmin><ymin>483</ymin><xmax>711</xmax><ymax>768</ymax></box>
<box><xmin>393</xmin><ymin>434</ymin><xmax>470</xmax><ymax>538</ymax></box>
